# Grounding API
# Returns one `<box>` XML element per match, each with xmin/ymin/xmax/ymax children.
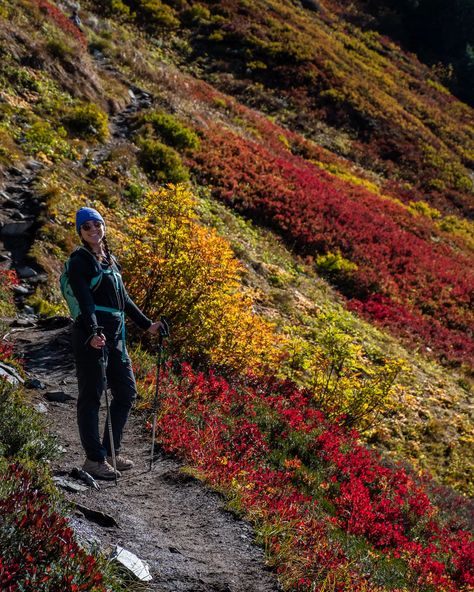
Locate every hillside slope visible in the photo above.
<box><xmin>0</xmin><ymin>1</ymin><xmax>474</xmax><ymax>590</ymax></box>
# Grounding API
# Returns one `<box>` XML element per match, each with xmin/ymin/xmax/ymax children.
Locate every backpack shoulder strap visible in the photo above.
<box><xmin>68</xmin><ymin>246</ymin><xmax>103</xmax><ymax>290</ymax></box>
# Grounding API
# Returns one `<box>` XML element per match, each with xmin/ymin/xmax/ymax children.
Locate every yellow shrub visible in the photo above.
<box><xmin>408</xmin><ymin>200</ymin><xmax>442</xmax><ymax>219</ymax></box>
<box><xmin>121</xmin><ymin>184</ymin><xmax>281</xmax><ymax>371</ymax></box>
<box><xmin>283</xmin><ymin>321</ymin><xmax>406</xmax><ymax>428</ymax></box>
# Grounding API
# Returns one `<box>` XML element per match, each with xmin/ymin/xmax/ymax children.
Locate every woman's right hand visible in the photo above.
<box><xmin>90</xmin><ymin>333</ymin><xmax>106</xmax><ymax>349</ymax></box>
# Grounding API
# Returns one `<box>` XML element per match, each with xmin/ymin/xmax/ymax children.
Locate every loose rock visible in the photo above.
<box><xmin>0</xmin><ymin>221</ymin><xmax>33</xmax><ymax>236</ymax></box>
<box><xmin>0</xmin><ymin>361</ymin><xmax>24</xmax><ymax>385</ymax></box>
<box><xmin>24</xmin><ymin>377</ymin><xmax>46</xmax><ymax>389</ymax></box>
<box><xmin>17</xmin><ymin>266</ymin><xmax>37</xmax><ymax>279</ymax></box>
<box><xmin>74</xmin><ymin>503</ymin><xmax>118</xmax><ymax>528</ymax></box>
<box><xmin>34</xmin><ymin>402</ymin><xmax>48</xmax><ymax>413</ymax></box>
<box><xmin>53</xmin><ymin>476</ymin><xmax>88</xmax><ymax>493</ymax></box>
<box><xmin>13</xmin><ymin>285</ymin><xmax>31</xmax><ymax>295</ymax></box>
<box><xmin>45</xmin><ymin>390</ymin><xmax>75</xmax><ymax>402</ymax></box>
<box><xmin>11</xmin><ymin>317</ymin><xmax>36</xmax><ymax>328</ymax></box>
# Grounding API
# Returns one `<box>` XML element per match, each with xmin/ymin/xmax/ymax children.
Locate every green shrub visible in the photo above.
<box><xmin>124</xmin><ymin>181</ymin><xmax>147</xmax><ymax>202</ymax></box>
<box><xmin>408</xmin><ymin>200</ymin><xmax>441</xmax><ymax>219</ymax></box>
<box><xmin>23</xmin><ymin>121</ymin><xmax>73</xmax><ymax>160</ymax></box>
<box><xmin>319</xmin><ymin>88</ymin><xmax>346</xmax><ymax>106</ymax></box>
<box><xmin>95</xmin><ymin>0</ymin><xmax>133</xmax><ymax>17</ymax></box>
<box><xmin>436</xmin><ymin>215</ymin><xmax>474</xmax><ymax>251</ymax></box>
<box><xmin>62</xmin><ymin>103</ymin><xmax>109</xmax><ymax>142</ymax></box>
<box><xmin>110</xmin><ymin>0</ymin><xmax>133</xmax><ymax>16</ymax></box>
<box><xmin>141</xmin><ymin>111</ymin><xmax>200</xmax><ymax>152</ymax></box>
<box><xmin>0</xmin><ymin>270</ymin><xmax>17</xmax><ymax>317</ymax></box>
<box><xmin>208</xmin><ymin>30</ymin><xmax>225</xmax><ymax>42</ymax></box>
<box><xmin>247</xmin><ymin>60</ymin><xmax>268</xmax><ymax>71</ymax></box>
<box><xmin>0</xmin><ymin>381</ymin><xmax>58</xmax><ymax>462</ymax></box>
<box><xmin>180</xmin><ymin>4</ymin><xmax>212</xmax><ymax>25</ymax></box>
<box><xmin>282</xmin><ymin>323</ymin><xmax>405</xmax><ymax>428</ymax></box>
<box><xmin>28</xmin><ymin>295</ymin><xmax>67</xmax><ymax>318</ymax></box>
<box><xmin>138</xmin><ymin>138</ymin><xmax>189</xmax><ymax>182</ymax></box>
<box><xmin>137</xmin><ymin>0</ymin><xmax>180</xmax><ymax>28</ymax></box>
<box><xmin>5</xmin><ymin>66</ymin><xmax>41</xmax><ymax>93</ymax></box>
<box><xmin>316</xmin><ymin>250</ymin><xmax>358</xmax><ymax>285</ymax></box>
<box><xmin>213</xmin><ymin>97</ymin><xmax>228</xmax><ymax>110</ymax></box>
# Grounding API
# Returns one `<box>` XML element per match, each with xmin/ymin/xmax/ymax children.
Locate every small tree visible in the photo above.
<box><xmin>283</xmin><ymin>320</ymin><xmax>406</xmax><ymax>428</ymax></box>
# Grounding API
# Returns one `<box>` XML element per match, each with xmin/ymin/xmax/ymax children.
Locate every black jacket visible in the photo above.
<box><xmin>68</xmin><ymin>247</ymin><xmax>151</xmax><ymax>338</ymax></box>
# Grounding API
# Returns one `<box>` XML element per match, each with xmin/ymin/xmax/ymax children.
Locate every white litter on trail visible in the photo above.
<box><xmin>111</xmin><ymin>545</ymin><xmax>153</xmax><ymax>582</ymax></box>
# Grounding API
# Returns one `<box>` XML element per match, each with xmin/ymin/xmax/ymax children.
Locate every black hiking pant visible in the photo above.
<box><xmin>72</xmin><ymin>317</ymin><xmax>137</xmax><ymax>462</ymax></box>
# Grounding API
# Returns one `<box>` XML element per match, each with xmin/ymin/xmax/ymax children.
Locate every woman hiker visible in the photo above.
<box><xmin>68</xmin><ymin>207</ymin><xmax>163</xmax><ymax>480</ymax></box>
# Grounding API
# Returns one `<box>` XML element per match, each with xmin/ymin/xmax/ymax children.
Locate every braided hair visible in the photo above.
<box><xmin>101</xmin><ymin>235</ymin><xmax>113</xmax><ymax>267</ymax></box>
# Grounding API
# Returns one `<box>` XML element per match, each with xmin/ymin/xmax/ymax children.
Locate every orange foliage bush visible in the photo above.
<box><xmin>121</xmin><ymin>184</ymin><xmax>281</xmax><ymax>372</ymax></box>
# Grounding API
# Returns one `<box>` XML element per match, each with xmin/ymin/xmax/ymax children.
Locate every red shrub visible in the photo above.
<box><xmin>142</xmin><ymin>362</ymin><xmax>474</xmax><ymax>591</ymax></box>
<box><xmin>191</xmin><ymin>125</ymin><xmax>474</xmax><ymax>367</ymax></box>
<box><xmin>30</xmin><ymin>0</ymin><xmax>87</xmax><ymax>49</ymax></box>
<box><xmin>0</xmin><ymin>464</ymin><xmax>107</xmax><ymax>591</ymax></box>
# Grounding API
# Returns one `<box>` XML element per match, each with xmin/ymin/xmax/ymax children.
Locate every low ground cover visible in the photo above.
<box><xmin>191</xmin><ymin>125</ymin><xmax>474</xmax><ymax>370</ymax></box>
<box><xmin>135</xmin><ymin>358</ymin><xmax>474</xmax><ymax>592</ymax></box>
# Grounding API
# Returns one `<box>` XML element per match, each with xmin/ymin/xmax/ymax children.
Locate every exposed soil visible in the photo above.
<box><xmin>9</xmin><ymin>320</ymin><xmax>281</xmax><ymax>591</ymax></box>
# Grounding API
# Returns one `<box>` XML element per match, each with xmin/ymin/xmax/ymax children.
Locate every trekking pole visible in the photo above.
<box><xmin>97</xmin><ymin>327</ymin><xmax>118</xmax><ymax>486</ymax></box>
<box><xmin>149</xmin><ymin>317</ymin><xmax>170</xmax><ymax>471</ymax></box>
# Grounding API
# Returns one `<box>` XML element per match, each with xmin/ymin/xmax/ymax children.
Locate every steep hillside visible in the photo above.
<box><xmin>329</xmin><ymin>0</ymin><xmax>474</xmax><ymax>107</ymax></box>
<box><xmin>163</xmin><ymin>0</ymin><xmax>474</xmax><ymax>213</ymax></box>
<box><xmin>61</xmin><ymin>0</ymin><xmax>474</xmax><ymax>375</ymax></box>
<box><xmin>0</xmin><ymin>1</ymin><xmax>473</xmax><ymax>589</ymax></box>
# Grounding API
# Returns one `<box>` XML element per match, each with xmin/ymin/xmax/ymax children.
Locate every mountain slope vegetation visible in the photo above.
<box><xmin>0</xmin><ymin>0</ymin><xmax>473</xmax><ymax>590</ymax></box>
<box><xmin>332</xmin><ymin>0</ymin><xmax>474</xmax><ymax>107</ymax></box>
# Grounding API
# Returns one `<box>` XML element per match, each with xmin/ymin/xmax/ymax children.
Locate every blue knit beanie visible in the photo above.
<box><xmin>75</xmin><ymin>207</ymin><xmax>105</xmax><ymax>234</ymax></box>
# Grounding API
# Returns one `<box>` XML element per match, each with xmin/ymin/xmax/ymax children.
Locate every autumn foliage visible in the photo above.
<box><xmin>121</xmin><ymin>184</ymin><xmax>281</xmax><ymax>371</ymax></box>
<box><xmin>191</xmin><ymin>125</ymin><xmax>474</xmax><ymax>369</ymax></box>
<box><xmin>30</xmin><ymin>0</ymin><xmax>87</xmax><ymax>49</ymax></box>
<box><xmin>0</xmin><ymin>464</ymin><xmax>107</xmax><ymax>591</ymax></box>
<box><xmin>179</xmin><ymin>0</ymin><xmax>474</xmax><ymax>214</ymax></box>
<box><xmin>139</xmin><ymin>362</ymin><xmax>474</xmax><ymax>592</ymax></box>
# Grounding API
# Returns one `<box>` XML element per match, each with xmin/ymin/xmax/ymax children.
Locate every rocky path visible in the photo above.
<box><xmin>10</xmin><ymin>321</ymin><xmax>280</xmax><ymax>591</ymax></box>
<box><xmin>0</xmin><ymin>87</ymin><xmax>281</xmax><ymax>591</ymax></box>
<box><xmin>0</xmin><ymin>158</ymin><xmax>47</xmax><ymax>315</ymax></box>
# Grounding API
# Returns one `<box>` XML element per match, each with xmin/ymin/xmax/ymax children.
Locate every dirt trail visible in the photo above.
<box><xmin>9</xmin><ymin>320</ymin><xmax>280</xmax><ymax>591</ymax></box>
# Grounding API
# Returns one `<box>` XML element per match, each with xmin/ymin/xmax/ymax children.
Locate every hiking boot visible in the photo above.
<box><xmin>83</xmin><ymin>458</ymin><xmax>121</xmax><ymax>480</ymax></box>
<box><xmin>107</xmin><ymin>455</ymin><xmax>134</xmax><ymax>471</ymax></box>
